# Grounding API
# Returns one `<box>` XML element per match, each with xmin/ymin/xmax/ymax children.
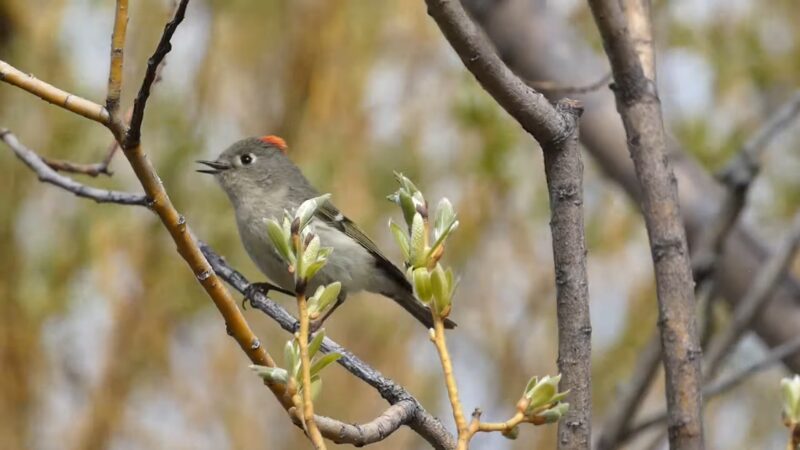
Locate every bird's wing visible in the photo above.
<box><xmin>314</xmin><ymin>201</ymin><xmax>410</xmax><ymax>285</ymax></box>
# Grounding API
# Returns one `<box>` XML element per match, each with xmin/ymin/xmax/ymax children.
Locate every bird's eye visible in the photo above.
<box><xmin>240</xmin><ymin>153</ymin><xmax>255</xmax><ymax>165</ymax></box>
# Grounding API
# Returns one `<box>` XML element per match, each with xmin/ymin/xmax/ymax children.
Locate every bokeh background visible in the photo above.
<box><xmin>1</xmin><ymin>0</ymin><xmax>799</xmax><ymax>449</ymax></box>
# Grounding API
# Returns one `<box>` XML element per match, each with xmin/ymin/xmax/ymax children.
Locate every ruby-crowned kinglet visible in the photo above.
<box><xmin>198</xmin><ymin>136</ymin><xmax>455</xmax><ymax>330</ymax></box>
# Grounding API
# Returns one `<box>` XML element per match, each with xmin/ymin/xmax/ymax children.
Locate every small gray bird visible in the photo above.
<box><xmin>198</xmin><ymin>135</ymin><xmax>455</xmax><ymax>330</ymax></box>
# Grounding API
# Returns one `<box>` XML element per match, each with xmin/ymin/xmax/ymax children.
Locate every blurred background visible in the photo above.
<box><xmin>0</xmin><ymin>0</ymin><xmax>799</xmax><ymax>449</ymax></box>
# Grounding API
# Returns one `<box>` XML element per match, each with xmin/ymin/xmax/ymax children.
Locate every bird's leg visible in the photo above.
<box><xmin>244</xmin><ymin>281</ymin><xmax>295</xmax><ymax>309</ymax></box>
<box><xmin>309</xmin><ymin>294</ymin><xmax>346</xmax><ymax>333</ymax></box>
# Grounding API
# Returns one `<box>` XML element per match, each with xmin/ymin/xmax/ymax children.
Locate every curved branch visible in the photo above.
<box><xmin>0</xmin><ymin>130</ymin><xmax>147</xmax><ymax>206</ymax></box>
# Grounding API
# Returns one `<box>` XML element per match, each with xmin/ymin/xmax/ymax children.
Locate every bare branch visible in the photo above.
<box><xmin>586</xmin><ymin>0</ymin><xmax>704</xmax><ymax>448</ymax></box>
<box><xmin>124</xmin><ymin>0</ymin><xmax>189</xmax><ymax>149</ymax></box>
<box><xmin>0</xmin><ymin>60</ymin><xmax>110</xmax><ymax>125</ymax></box>
<box><xmin>421</xmin><ymin>2</ymin><xmax>590</xmax><ymax>447</ymax></box>
<box><xmin>0</xmin><ymin>129</ymin><xmax>146</xmax><ymax>205</ymax></box>
<box><xmin>312</xmin><ymin>400</ymin><xmax>417</xmax><ymax>446</ymax></box>
<box><xmin>622</xmin><ymin>0</ymin><xmax>655</xmax><ymax>80</ymax></box>
<box><xmin>40</xmin><ymin>155</ymin><xmax>114</xmax><ymax>178</ymax></box>
<box><xmin>526</xmin><ymin>72</ymin><xmax>612</xmax><ymax>96</ymax></box>
<box><xmin>543</xmin><ymin>99</ymin><xmax>592</xmax><ymax>449</ymax></box>
<box><xmin>422</xmin><ymin>0</ymin><xmax>569</xmax><ymax>144</ymax></box>
<box><xmin>105</xmin><ymin>0</ymin><xmax>129</xmax><ymax>120</ymax></box>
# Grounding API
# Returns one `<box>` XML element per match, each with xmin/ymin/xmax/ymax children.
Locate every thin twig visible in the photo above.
<box><xmin>587</xmin><ymin>0</ymin><xmax>704</xmax><ymax>448</ymax></box>
<box><xmin>0</xmin><ymin>60</ymin><xmax>110</xmax><ymax>124</ymax></box>
<box><xmin>430</xmin><ymin>316</ymin><xmax>467</xmax><ymax>448</ymax></box>
<box><xmin>105</xmin><ymin>0</ymin><xmax>129</xmax><ymax>121</ymax></box>
<box><xmin>124</xmin><ymin>0</ymin><xmax>189</xmax><ymax>149</ymax></box>
<box><xmin>526</xmin><ymin>72</ymin><xmax>612</xmax><ymax>96</ymax></box>
<box><xmin>295</xmin><ymin>288</ymin><xmax>326</xmax><ymax>449</ymax></box>
<box><xmin>0</xmin><ymin>129</ymin><xmax>147</xmax><ymax>205</ymax></box>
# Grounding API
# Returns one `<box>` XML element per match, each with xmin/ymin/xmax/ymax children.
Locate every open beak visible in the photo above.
<box><xmin>196</xmin><ymin>160</ymin><xmax>231</xmax><ymax>174</ymax></box>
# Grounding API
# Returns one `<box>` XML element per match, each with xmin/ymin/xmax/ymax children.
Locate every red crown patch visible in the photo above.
<box><xmin>259</xmin><ymin>135</ymin><xmax>288</xmax><ymax>153</ymax></box>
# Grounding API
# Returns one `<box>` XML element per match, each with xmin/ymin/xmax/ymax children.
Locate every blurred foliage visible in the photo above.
<box><xmin>0</xmin><ymin>1</ymin><xmax>798</xmax><ymax>449</ymax></box>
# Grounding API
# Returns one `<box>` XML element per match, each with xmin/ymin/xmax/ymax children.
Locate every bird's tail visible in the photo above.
<box><xmin>388</xmin><ymin>288</ymin><xmax>457</xmax><ymax>330</ymax></box>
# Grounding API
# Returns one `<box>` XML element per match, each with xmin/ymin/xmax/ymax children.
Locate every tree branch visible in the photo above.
<box><xmin>598</xmin><ymin>89</ymin><xmax>800</xmax><ymax>449</ymax></box>
<box><xmin>543</xmin><ymin>99</ymin><xmax>592</xmax><ymax>450</ymax></box>
<box><xmin>526</xmin><ymin>72</ymin><xmax>612</xmax><ymax>97</ymax></box>
<box><xmin>124</xmin><ymin>0</ymin><xmax>189</xmax><ymax>149</ymax></box>
<box><xmin>586</xmin><ymin>1</ymin><xmax>704</xmax><ymax>448</ymax></box>
<box><xmin>0</xmin><ymin>60</ymin><xmax>110</xmax><ymax>125</ymax></box>
<box><xmin>0</xmin><ymin>129</ymin><xmax>147</xmax><ymax>206</ymax></box>
<box><xmin>422</xmin><ymin>0</ymin><xmax>567</xmax><ymax>144</ymax></box>
<box><xmin>105</xmin><ymin>0</ymin><xmax>129</xmax><ymax>121</ymax></box>
<box><xmin>421</xmin><ymin>1</ymin><xmax>591</xmax><ymax>448</ymax></box>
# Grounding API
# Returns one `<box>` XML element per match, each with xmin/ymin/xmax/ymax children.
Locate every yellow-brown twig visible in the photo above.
<box><xmin>431</xmin><ymin>315</ymin><xmax>467</xmax><ymax>448</ymax></box>
<box><xmin>105</xmin><ymin>0</ymin><xmax>129</xmax><ymax>118</ymax></box>
<box><xmin>296</xmin><ymin>292</ymin><xmax>326</xmax><ymax>449</ymax></box>
<box><xmin>0</xmin><ymin>60</ymin><xmax>110</xmax><ymax>125</ymax></box>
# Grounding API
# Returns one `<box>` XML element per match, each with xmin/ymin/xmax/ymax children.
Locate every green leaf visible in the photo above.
<box><xmin>524</xmin><ymin>376</ymin><xmax>539</xmax><ymax>397</ymax></box>
<box><xmin>308</xmin><ymin>329</ymin><xmax>326</xmax><ymax>359</ymax></box>
<box><xmin>314</xmin><ymin>282</ymin><xmax>341</xmax><ymax>316</ymax></box>
<box><xmin>399</xmin><ymin>191</ymin><xmax>417</xmax><ymax>227</ymax></box>
<box><xmin>304</xmin><ymin>260</ymin><xmax>328</xmax><ymax>282</ymax></box>
<box><xmin>284</xmin><ymin>340</ymin><xmax>299</xmax><ymax>378</ymax></box>
<box><xmin>296</xmin><ymin>193</ymin><xmax>332</xmax><ymax>231</ymax></box>
<box><xmin>389</xmin><ymin>220</ymin><xmax>410</xmax><ymax>261</ymax></box>
<box><xmin>395</xmin><ymin>172</ymin><xmax>419</xmax><ymax>194</ymax></box>
<box><xmin>266</xmin><ymin>219</ymin><xmax>292</xmax><ymax>263</ymax></box>
<box><xmin>249</xmin><ymin>365</ymin><xmax>289</xmax><ymax>385</ymax></box>
<box><xmin>782</xmin><ymin>375</ymin><xmax>800</xmax><ymax>422</ymax></box>
<box><xmin>527</xmin><ymin>374</ymin><xmax>561</xmax><ymax>411</ymax></box>
<box><xmin>310</xmin><ymin>352</ymin><xmax>343</xmax><ymax>377</ymax></box>
<box><xmin>537</xmin><ymin>402</ymin><xmax>570</xmax><ymax>424</ymax></box>
<box><xmin>308</xmin><ymin>285</ymin><xmax>326</xmax><ymax>316</ymax></box>
<box><xmin>430</xmin><ymin>263</ymin><xmax>450</xmax><ymax>315</ymax></box>
<box><xmin>434</xmin><ymin>198</ymin><xmax>456</xmax><ymax>239</ymax></box>
<box><xmin>300</xmin><ymin>235</ymin><xmax>321</xmax><ymax>279</ymax></box>
<box><xmin>409</xmin><ymin>213</ymin><xmax>426</xmax><ymax>267</ymax></box>
<box><xmin>413</xmin><ymin>268</ymin><xmax>432</xmax><ymax>303</ymax></box>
